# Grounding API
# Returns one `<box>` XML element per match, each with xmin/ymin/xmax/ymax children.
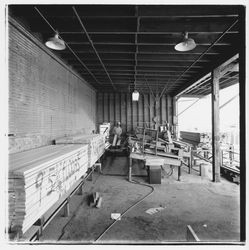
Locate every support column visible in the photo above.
<box><xmin>211</xmin><ymin>67</ymin><xmax>221</xmax><ymax>182</ymax></box>
<box><xmin>172</xmin><ymin>97</ymin><xmax>178</xmax><ymax>139</ymax></box>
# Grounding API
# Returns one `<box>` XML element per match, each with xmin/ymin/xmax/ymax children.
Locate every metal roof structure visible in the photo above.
<box><xmin>9</xmin><ymin>5</ymin><xmax>243</xmax><ymax>96</ymax></box>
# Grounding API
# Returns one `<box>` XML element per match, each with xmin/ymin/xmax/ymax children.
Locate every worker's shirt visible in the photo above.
<box><xmin>113</xmin><ymin>126</ymin><xmax>122</xmax><ymax>137</ymax></box>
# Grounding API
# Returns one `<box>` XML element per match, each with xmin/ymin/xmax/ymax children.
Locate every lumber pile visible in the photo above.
<box><xmin>8</xmin><ymin>144</ymin><xmax>88</xmax><ymax>235</ymax></box>
<box><xmin>180</xmin><ymin>131</ymin><xmax>209</xmax><ymax>145</ymax></box>
<box><xmin>180</xmin><ymin>131</ymin><xmax>201</xmax><ymax>143</ymax></box>
<box><xmin>55</xmin><ymin>134</ymin><xmax>105</xmax><ymax>168</ymax></box>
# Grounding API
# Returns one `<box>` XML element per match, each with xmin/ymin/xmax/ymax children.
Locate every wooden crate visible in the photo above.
<box><xmin>8</xmin><ymin>144</ymin><xmax>88</xmax><ymax>234</ymax></box>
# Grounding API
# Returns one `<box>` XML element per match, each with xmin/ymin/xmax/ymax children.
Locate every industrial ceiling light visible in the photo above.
<box><xmin>174</xmin><ymin>31</ymin><xmax>196</xmax><ymax>52</ymax></box>
<box><xmin>45</xmin><ymin>32</ymin><xmax>66</xmax><ymax>50</ymax></box>
<box><xmin>132</xmin><ymin>90</ymin><xmax>139</xmax><ymax>101</ymax></box>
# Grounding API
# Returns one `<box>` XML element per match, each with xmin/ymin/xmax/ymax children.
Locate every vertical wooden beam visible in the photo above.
<box><xmin>149</xmin><ymin>93</ymin><xmax>154</xmax><ymax>128</ymax></box>
<box><xmin>137</xmin><ymin>100</ymin><xmax>139</xmax><ymax>127</ymax></box>
<box><xmin>125</xmin><ymin>93</ymin><xmax>128</xmax><ymax>132</ymax></box>
<box><xmin>113</xmin><ymin>92</ymin><xmax>116</xmax><ymax>123</ymax></box>
<box><xmin>172</xmin><ymin>97</ymin><xmax>178</xmax><ymax>139</ymax></box>
<box><xmin>211</xmin><ymin>67</ymin><xmax>221</xmax><ymax>182</ymax></box>
<box><xmin>107</xmin><ymin>93</ymin><xmax>110</xmax><ymax>122</ymax></box>
<box><xmin>102</xmin><ymin>93</ymin><xmax>104</xmax><ymax>123</ymax></box>
<box><xmin>120</xmin><ymin>92</ymin><xmax>122</xmax><ymax>124</ymax></box>
<box><xmin>160</xmin><ymin>96</ymin><xmax>163</xmax><ymax>124</ymax></box>
<box><xmin>131</xmin><ymin>93</ymin><xmax>133</xmax><ymax>131</ymax></box>
<box><xmin>142</xmin><ymin>94</ymin><xmax>145</xmax><ymax>128</ymax></box>
<box><xmin>166</xmin><ymin>95</ymin><xmax>169</xmax><ymax>122</ymax></box>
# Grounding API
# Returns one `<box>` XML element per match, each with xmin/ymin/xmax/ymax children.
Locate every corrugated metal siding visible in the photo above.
<box><xmin>9</xmin><ymin>22</ymin><xmax>96</xmax><ymax>153</ymax></box>
<box><xmin>97</xmin><ymin>92</ymin><xmax>173</xmax><ymax>132</ymax></box>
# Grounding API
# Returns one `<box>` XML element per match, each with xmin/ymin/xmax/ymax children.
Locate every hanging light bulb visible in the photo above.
<box><xmin>174</xmin><ymin>31</ymin><xmax>196</xmax><ymax>52</ymax></box>
<box><xmin>132</xmin><ymin>90</ymin><xmax>139</xmax><ymax>101</ymax></box>
<box><xmin>45</xmin><ymin>32</ymin><xmax>66</xmax><ymax>50</ymax></box>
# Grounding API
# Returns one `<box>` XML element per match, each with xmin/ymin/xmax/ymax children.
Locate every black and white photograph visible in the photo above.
<box><xmin>0</xmin><ymin>0</ymin><xmax>247</xmax><ymax>247</ymax></box>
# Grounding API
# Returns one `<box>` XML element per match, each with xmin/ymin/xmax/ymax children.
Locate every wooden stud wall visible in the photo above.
<box><xmin>9</xmin><ymin>22</ymin><xmax>96</xmax><ymax>153</ymax></box>
<box><xmin>97</xmin><ymin>92</ymin><xmax>173</xmax><ymax>133</ymax></box>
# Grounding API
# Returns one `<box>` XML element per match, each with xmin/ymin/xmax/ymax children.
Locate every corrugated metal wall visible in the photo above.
<box><xmin>97</xmin><ymin>92</ymin><xmax>173</xmax><ymax>133</ymax></box>
<box><xmin>9</xmin><ymin>20</ymin><xmax>96</xmax><ymax>153</ymax></box>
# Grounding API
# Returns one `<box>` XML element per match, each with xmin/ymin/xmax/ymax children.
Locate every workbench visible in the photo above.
<box><xmin>128</xmin><ymin>152</ymin><xmax>182</xmax><ymax>182</ymax></box>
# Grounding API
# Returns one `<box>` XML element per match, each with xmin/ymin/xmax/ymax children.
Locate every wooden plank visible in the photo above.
<box><xmin>127</xmin><ymin>93</ymin><xmax>132</xmax><ymax>132</ymax></box>
<box><xmin>109</xmin><ymin>93</ymin><xmax>114</xmax><ymax>125</ymax></box>
<box><xmin>115</xmin><ymin>93</ymin><xmax>120</xmax><ymax>123</ymax></box>
<box><xmin>161</xmin><ymin>94</ymin><xmax>167</xmax><ymax>124</ymax></box>
<box><xmin>8</xmin><ymin>144</ymin><xmax>90</xmax><ymax>234</ymax></box>
<box><xmin>143</xmin><ymin>93</ymin><xmax>149</xmax><ymax>128</ymax></box>
<box><xmin>142</xmin><ymin>94</ymin><xmax>145</xmax><ymax>127</ymax></box>
<box><xmin>125</xmin><ymin>93</ymin><xmax>128</xmax><ymax>132</ymax></box>
<box><xmin>120</xmin><ymin>93</ymin><xmax>126</xmax><ymax>132</ymax></box>
<box><xmin>149</xmin><ymin>93</ymin><xmax>154</xmax><ymax>128</ymax></box>
<box><xmin>119</xmin><ymin>92</ymin><xmax>122</xmax><ymax>124</ymax></box>
<box><xmin>211</xmin><ymin>67</ymin><xmax>221</xmax><ymax>182</ymax></box>
<box><xmin>103</xmin><ymin>93</ymin><xmax>109</xmax><ymax>122</ymax></box>
<box><xmin>173</xmin><ymin>97</ymin><xmax>178</xmax><ymax>138</ymax></box>
<box><xmin>113</xmin><ymin>91</ymin><xmax>116</xmax><ymax>122</ymax></box>
<box><xmin>186</xmin><ymin>225</ymin><xmax>200</xmax><ymax>242</ymax></box>
<box><xmin>138</xmin><ymin>96</ymin><xmax>143</xmax><ymax>127</ymax></box>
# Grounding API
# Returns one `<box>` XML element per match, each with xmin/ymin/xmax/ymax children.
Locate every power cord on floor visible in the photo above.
<box><xmin>94</xmin><ymin>178</ymin><xmax>155</xmax><ymax>242</ymax></box>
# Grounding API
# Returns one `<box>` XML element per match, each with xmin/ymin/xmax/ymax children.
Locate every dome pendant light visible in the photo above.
<box><xmin>45</xmin><ymin>32</ymin><xmax>66</xmax><ymax>50</ymax></box>
<box><xmin>174</xmin><ymin>31</ymin><xmax>196</xmax><ymax>52</ymax></box>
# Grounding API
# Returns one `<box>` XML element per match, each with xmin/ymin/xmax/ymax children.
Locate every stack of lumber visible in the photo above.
<box><xmin>180</xmin><ymin>131</ymin><xmax>210</xmax><ymax>146</ymax></box>
<box><xmin>180</xmin><ymin>131</ymin><xmax>201</xmax><ymax>143</ymax></box>
<box><xmin>8</xmin><ymin>144</ymin><xmax>88</xmax><ymax>235</ymax></box>
<box><xmin>55</xmin><ymin>134</ymin><xmax>105</xmax><ymax>168</ymax></box>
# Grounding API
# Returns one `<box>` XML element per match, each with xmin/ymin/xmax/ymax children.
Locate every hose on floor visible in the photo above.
<box><xmin>94</xmin><ymin>178</ymin><xmax>155</xmax><ymax>242</ymax></box>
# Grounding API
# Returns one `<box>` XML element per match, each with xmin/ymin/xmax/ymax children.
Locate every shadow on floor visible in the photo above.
<box><xmin>40</xmin><ymin>155</ymin><xmax>240</xmax><ymax>244</ymax></box>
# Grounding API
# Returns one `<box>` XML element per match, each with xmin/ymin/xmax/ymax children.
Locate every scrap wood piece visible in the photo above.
<box><xmin>145</xmin><ymin>206</ymin><xmax>165</xmax><ymax>215</ymax></box>
<box><xmin>186</xmin><ymin>225</ymin><xmax>200</xmax><ymax>242</ymax></box>
<box><xmin>96</xmin><ymin>197</ymin><xmax>103</xmax><ymax>208</ymax></box>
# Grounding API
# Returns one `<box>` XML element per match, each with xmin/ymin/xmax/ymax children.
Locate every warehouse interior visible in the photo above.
<box><xmin>6</xmin><ymin>4</ymin><xmax>246</xmax><ymax>245</ymax></box>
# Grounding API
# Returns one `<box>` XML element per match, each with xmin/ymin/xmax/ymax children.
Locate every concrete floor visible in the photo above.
<box><xmin>40</xmin><ymin>155</ymin><xmax>240</xmax><ymax>244</ymax></box>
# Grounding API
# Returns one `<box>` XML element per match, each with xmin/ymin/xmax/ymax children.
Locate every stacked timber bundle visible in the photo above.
<box><xmin>8</xmin><ymin>144</ymin><xmax>88</xmax><ymax>235</ymax></box>
<box><xmin>180</xmin><ymin>131</ymin><xmax>201</xmax><ymax>143</ymax></box>
<box><xmin>56</xmin><ymin>134</ymin><xmax>105</xmax><ymax>168</ymax></box>
<box><xmin>180</xmin><ymin>131</ymin><xmax>209</xmax><ymax>145</ymax></box>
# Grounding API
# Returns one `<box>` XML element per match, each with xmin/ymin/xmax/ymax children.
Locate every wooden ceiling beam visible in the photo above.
<box><xmin>73</xmin><ymin>6</ymin><xmax>116</xmax><ymax>91</ymax></box>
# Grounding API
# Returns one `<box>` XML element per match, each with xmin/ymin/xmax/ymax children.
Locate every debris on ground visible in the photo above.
<box><xmin>145</xmin><ymin>207</ymin><xmax>166</xmax><ymax>215</ymax></box>
<box><xmin>111</xmin><ymin>213</ymin><xmax>121</xmax><ymax>221</ymax></box>
<box><xmin>89</xmin><ymin>192</ymin><xmax>103</xmax><ymax>208</ymax></box>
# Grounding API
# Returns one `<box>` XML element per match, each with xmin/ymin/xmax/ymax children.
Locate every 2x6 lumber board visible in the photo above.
<box><xmin>144</xmin><ymin>93</ymin><xmax>150</xmax><ymax>127</ymax></box>
<box><xmin>115</xmin><ymin>93</ymin><xmax>120</xmax><ymax>123</ymax></box>
<box><xmin>125</xmin><ymin>93</ymin><xmax>128</xmax><ymax>132</ymax></box>
<box><xmin>103</xmin><ymin>93</ymin><xmax>109</xmax><ymax>122</ymax></box>
<box><xmin>149</xmin><ymin>93</ymin><xmax>154</xmax><ymax>128</ymax></box>
<box><xmin>132</xmin><ymin>95</ymin><xmax>138</xmax><ymax>130</ymax></box>
<box><xmin>127</xmin><ymin>93</ymin><xmax>132</xmax><ymax>132</ymax></box>
<box><xmin>109</xmin><ymin>93</ymin><xmax>115</xmax><ymax>124</ymax></box>
<box><xmin>211</xmin><ymin>67</ymin><xmax>221</xmax><ymax>182</ymax></box>
<box><xmin>119</xmin><ymin>93</ymin><xmax>122</xmax><ymax>124</ymax></box>
<box><xmin>161</xmin><ymin>95</ymin><xmax>167</xmax><ymax>124</ymax></box>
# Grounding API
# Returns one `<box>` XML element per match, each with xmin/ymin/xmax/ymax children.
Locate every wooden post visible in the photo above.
<box><xmin>172</xmin><ymin>97</ymin><xmax>178</xmax><ymax>139</ymax></box>
<box><xmin>63</xmin><ymin>199</ymin><xmax>70</xmax><ymax>217</ymax></box>
<box><xmin>129</xmin><ymin>157</ymin><xmax>132</xmax><ymax>181</ymax></box>
<box><xmin>211</xmin><ymin>67</ymin><xmax>221</xmax><ymax>182</ymax></box>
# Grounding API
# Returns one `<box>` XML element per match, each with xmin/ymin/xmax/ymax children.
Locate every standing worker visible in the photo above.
<box><xmin>112</xmin><ymin>121</ymin><xmax>122</xmax><ymax>147</ymax></box>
